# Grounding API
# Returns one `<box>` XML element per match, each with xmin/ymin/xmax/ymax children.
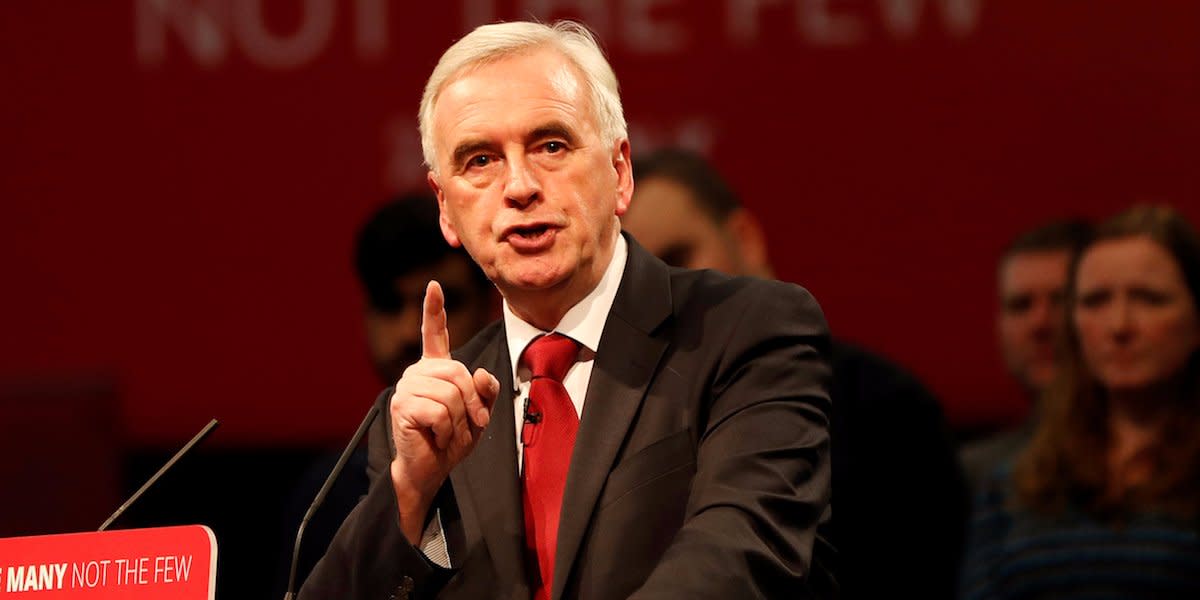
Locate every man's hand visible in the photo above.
<box><xmin>389</xmin><ymin>280</ymin><xmax>499</xmax><ymax>544</ymax></box>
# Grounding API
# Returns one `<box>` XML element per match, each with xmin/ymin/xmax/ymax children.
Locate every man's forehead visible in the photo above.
<box><xmin>1007</xmin><ymin>250</ymin><xmax>1068</xmax><ymax>269</ymax></box>
<box><xmin>437</xmin><ymin>50</ymin><xmax>582</xmax><ymax>112</ymax></box>
<box><xmin>629</xmin><ymin>178</ymin><xmax>707</xmax><ymax>230</ymax></box>
<box><xmin>1001</xmin><ymin>250</ymin><xmax>1070</xmax><ymax>288</ymax></box>
<box><xmin>439</xmin><ymin>58</ymin><xmax>595</xmax><ymax>138</ymax></box>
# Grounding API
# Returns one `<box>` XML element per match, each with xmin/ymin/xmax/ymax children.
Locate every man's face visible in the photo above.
<box><xmin>364</xmin><ymin>255</ymin><xmax>492</xmax><ymax>384</ymax></box>
<box><xmin>623</xmin><ymin>176</ymin><xmax>748</xmax><ymax>275</ymax></box>
<box><xmin>427</xmin><ymin>48</ymin><xmax>632</xmax><ymax>318</ymax></box>
<box><xmin>997</xmin><ymin>250</ymin><xmax>1072</xmax><ymax>393</ymax></box>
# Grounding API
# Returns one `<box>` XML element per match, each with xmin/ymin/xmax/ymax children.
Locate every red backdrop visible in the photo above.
<box><xmin>2</xmin><ymin>0</ymin><xmax>1197</xmax><ymax>447</ymax></box>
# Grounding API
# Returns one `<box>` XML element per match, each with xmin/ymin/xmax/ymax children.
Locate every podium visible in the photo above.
<box><xmin>0</xmin><ymin>525</ymin><xmax>216</xmax><ymax>598</ymax></box>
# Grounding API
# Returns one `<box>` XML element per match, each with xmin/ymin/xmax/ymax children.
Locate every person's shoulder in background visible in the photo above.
<box><xmin>829</xmin><ymin>339</ymin><xmax>968</xmax><ymax>600</ymax></box>
<box><xmin>960</xmin><ymin>422</ymin><xmax>1035</xmax><ymax>495</ymax></box>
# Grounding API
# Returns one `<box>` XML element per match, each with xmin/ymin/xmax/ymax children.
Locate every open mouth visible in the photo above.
<box><xmin>505</xmin><ymin>223</ymin><xmax>557</xmax><ymax>251</ymax></box>
<box><xmin>510</xmin><ymin>224</ymin><xmax>551</xmax><ymax>239</ymax></box>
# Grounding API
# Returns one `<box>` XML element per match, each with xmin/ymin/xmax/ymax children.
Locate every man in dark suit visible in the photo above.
<box><xmin>301</xmin><ymin>20</ymin><xmax>833</xmax><ymax>600</ymax></box>
<box><xmin>622</xmin><ymin>148</ymin><xmax>968</xmax><ymax>600</ymax></box>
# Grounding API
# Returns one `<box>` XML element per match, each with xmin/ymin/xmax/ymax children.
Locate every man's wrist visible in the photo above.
<box><xmin>390</xmin><ymin>459</ymin><xmax>436</xmax><ymax>545</ymax></box>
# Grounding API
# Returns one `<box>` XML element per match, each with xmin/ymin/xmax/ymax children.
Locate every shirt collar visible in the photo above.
<box><xmin>503</xmin><ymin>235</ymin><xmax>628</xmax><ymax>386</ymax></box>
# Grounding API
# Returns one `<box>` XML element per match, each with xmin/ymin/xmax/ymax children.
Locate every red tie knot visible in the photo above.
<box><xmin>520</xmin><ymin>333</ymin><xmax>580</xmax><ymax>382</ymax></box>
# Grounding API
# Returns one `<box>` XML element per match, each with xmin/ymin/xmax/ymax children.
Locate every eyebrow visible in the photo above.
<box><xmin>528</xmin><ymin>122</ymin><xmax>577</xmax><ymax>145</ymax></box>
<box><xmin>450</xmin><ymin>139</ymin><xmax>495</xmax><ymax>170</ymax></box>
<box><xmin>448</xmin><ymin>122</ymin><xmax>580</xmax><ymax>169</ymax></box>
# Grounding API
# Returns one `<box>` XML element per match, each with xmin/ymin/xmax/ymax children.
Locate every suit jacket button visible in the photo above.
<box><xmin>392</xmin><ymin>576</ymin><xmax>415</xmax><ymax>600</ymax></box>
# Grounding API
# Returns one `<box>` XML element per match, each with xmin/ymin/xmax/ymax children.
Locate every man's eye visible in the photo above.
<box><xmin>544</xmin><ymin>141</ymin><xmax>565</xmax><ymax>153</ymax></box>
<box><xmin>468</xmin><ymin>155</ymin><xmax>492</xmax><ymax>168</ymax></box>
<box><xmin>1077</xmin><ymin>290</ymin><xmax>1109</xmax><ymax>309</ymax></box>
<box><xmin>1004</xmin><ymin>296</ymin><xmax>1032</xmax><ymax>314</ymax></box>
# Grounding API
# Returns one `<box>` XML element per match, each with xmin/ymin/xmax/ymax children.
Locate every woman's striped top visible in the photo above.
<box><xmin>960</xmin><ymin>466</ymin><xmax>1200</xmax><ymax>600</ymax></box>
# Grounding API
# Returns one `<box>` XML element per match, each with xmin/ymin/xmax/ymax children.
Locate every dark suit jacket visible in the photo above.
<box><xmin>828</xmin><ymin>342</ymin><xmax>967</xmax><ymax>600</ymax></box>
<box><xmin>301</xmin><ymin>237</ymin><xmax>834</xmax><ymax>600</ymax></box>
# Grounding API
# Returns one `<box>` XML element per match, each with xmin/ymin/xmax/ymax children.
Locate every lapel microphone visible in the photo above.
<box><xmin>522</xmin><ymin>397</ymin><xmax>543</xmax><ymax>424</ymax></box>
<box><xmin>284</xmin><ymin>403</ymin><xmax>380</xmax><ymax>600</ymax></box>
<box><xmin>522</xmin><ymin>397</ymin><xmax>541</xmax><ymax>448</ymax></box>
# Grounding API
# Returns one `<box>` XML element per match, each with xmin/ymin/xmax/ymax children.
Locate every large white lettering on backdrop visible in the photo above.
<box><xmin>136</xmin><ymin>0</ymin><xmax>983</xmax><ymax>68</ymax></box>
<box><xmin>135</xmin><ymin>0</ymin><xmax>387</xmax><ymax>68</ymax></box>
<box><xmin>727</xmin><ymin>0</ymin><xmax>982</xmax><ymax>44</ymax></box>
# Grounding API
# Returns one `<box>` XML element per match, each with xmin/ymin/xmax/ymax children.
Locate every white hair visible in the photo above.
<box><xmin>418</xmin><ymin>20</ymin><xmax>627</xmax><ymax>172</ymax></box>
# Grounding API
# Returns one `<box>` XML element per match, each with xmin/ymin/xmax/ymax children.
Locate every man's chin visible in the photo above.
<box><xmin>497</xmin><ymin>266</ymin><xmax>571</xmax><ymax>293</ymax></box>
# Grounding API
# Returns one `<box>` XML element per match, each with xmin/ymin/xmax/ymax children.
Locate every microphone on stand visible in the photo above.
<box><xmin>99</xmin><ymin>418</ymin><xmax>220</xmax><ymax>532</ymax></box>
<box><xmin>284</xmin><ymin>403</ymin><xmax>380</xmax><ymax>600</ymax></box>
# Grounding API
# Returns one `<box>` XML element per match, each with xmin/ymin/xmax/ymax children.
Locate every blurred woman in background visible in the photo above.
<box><xmin>961</xmin><ymin>204</ymin><xmax>1200</xmax><ymax>600</ymax></box>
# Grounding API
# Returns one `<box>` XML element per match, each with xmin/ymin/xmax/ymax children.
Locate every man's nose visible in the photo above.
<box><xmin>503</xmin><ymin>155</ymin><xmax>541</xmax><ymax>207</ymax></box>
<box><xmin>1030</xmin><ymin>299</ymin><xmax>1057</xmax><ymax>340</ymax></box>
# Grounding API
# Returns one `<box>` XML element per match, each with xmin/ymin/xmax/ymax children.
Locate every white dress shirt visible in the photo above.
<box><xmin>503</xmin><ymin>234</ymin><xmax>627</xmax><ymax>471</ymax></box>
<box><xmin>420</xmin><ymin>235</ymin><xmax>629</xmax><ymax>567</ymax></box>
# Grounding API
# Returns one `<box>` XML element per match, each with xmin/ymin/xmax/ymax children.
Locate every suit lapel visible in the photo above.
<box><xmin>451</xmin><ymin>323</ymin><xmax>530</xmax><ymax>593</ymax></box>
<box><xmin>552</xmin><ymin>237</ymin><xmax>672</xmax><ymax>599</ymax></box>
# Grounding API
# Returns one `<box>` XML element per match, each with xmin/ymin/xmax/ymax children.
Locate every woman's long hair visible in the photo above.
<box><xmin>1014</xmin><ymin>205</ymin><xmax>1200</xmax><ymax>519</ymax></box>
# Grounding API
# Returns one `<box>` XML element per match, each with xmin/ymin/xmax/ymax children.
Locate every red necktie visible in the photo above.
<box><xmin>520</xmin><ymin>333</ymin><xmax>580</xmax><ymax>600</ymax></box>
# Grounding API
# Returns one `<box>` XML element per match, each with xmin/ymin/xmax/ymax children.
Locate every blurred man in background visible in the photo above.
<box><xmin>356</xmin><ymin>193</ymin><xmax>497</xmax><ymax>385</ymax></box>
<box><xmin>959</xmin><ymin>220</ymin><xmax>1091</xmax><ymax>492</ymax></box>
<box><xmin>622</xmin><ymin>148</ymin><xmax>967</xmax><ymax>600</ymax></box>
<box><xmin>276</xmin><ymin>193</ymin><xmax>495</xmax><ymax>595</ymax></box>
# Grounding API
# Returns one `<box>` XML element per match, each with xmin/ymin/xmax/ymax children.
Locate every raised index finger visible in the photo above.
<box><xmin>422</xmin><ymin>280</ymin><xmax>451</xmax><ymax>359</ymax></box>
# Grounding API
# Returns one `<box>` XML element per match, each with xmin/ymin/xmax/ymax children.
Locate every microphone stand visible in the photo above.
<box><xmin>99</xmin><ymin>419</ymin><xmax>219</xmax><ymax>532</ymax></box>
<box><xmin>284</xmin><ymin>404</ymin><xmax>380</xmax><ymax>600</ymax></box>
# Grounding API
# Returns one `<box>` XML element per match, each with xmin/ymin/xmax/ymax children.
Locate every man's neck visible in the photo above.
<box><xmin>506</xmin><ymin>297</ymin><xmax>574</xmax><ymax>332</ymax></box>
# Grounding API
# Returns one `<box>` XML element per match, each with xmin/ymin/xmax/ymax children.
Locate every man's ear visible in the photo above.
<box><xmin>428</xmin><ymin>171</ymin><xmax>462</xmax><ymax>247</ymax></box>
<box><xmin>724</xmin><ymin>208</ymin><xmax>771</xmax><ymax>277</ymax></box>
<box><xmin>612</xmin><ymin>139</ymin><xmax>634</xmax><ymax>217</ymax></box>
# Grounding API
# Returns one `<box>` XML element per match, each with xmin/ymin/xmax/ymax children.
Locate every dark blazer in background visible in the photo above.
<box><xmin>828</xmin><ymin>342</ymin><xmax>968</xmax><ymax>600</ymax></box>
<box><xmin>301</xmin><ymin>237</ymin><xmax>834</xmax><ymax>600</ymax></box>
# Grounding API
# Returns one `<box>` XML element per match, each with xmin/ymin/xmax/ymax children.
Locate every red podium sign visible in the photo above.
<box><xmin>0</xmin><ymin>525</ymin><xmax>216</xmax><ymax>598</ymax></box>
